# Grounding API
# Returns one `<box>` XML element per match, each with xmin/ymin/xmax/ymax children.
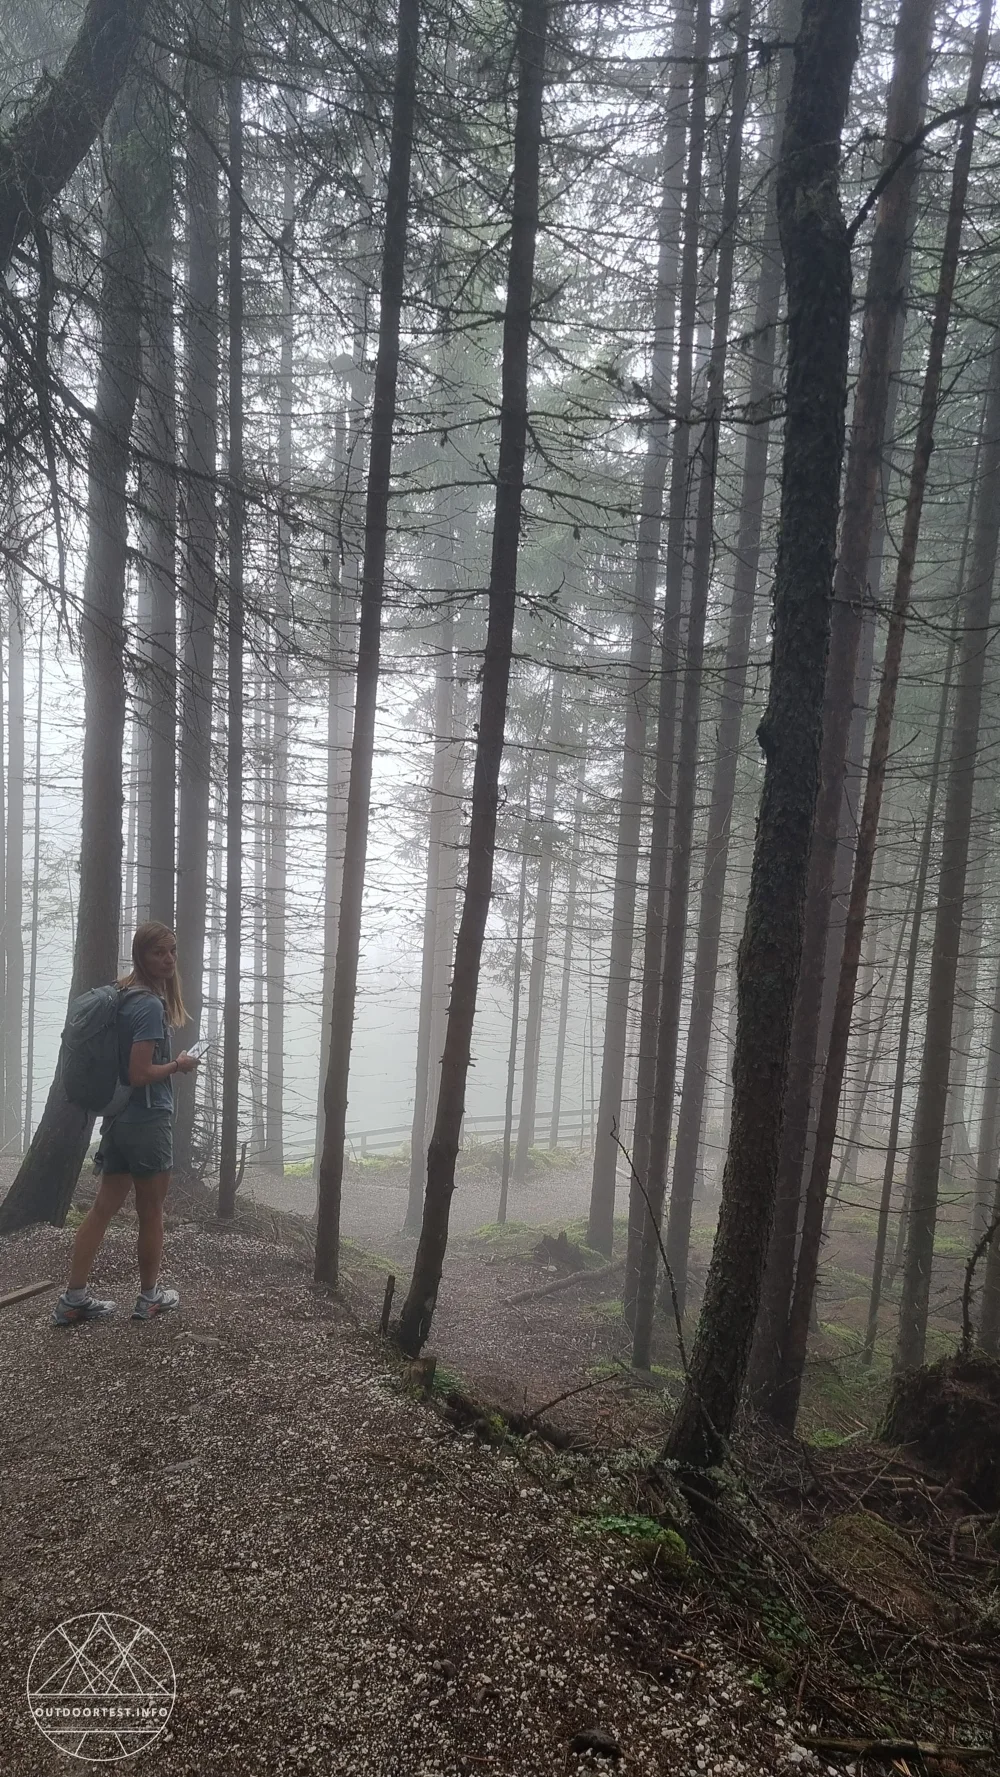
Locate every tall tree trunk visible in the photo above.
<box><xmin>549</xmin><ymin>705</ymin><xmax>588</xmax><ymax>1149</ymax></box>
<box><xmin>250</xmin><ymin>669</ymin><xmax>266</xmax><ymax>1156</ymax></box>
<box><xmin>514</xmin><ymin>673</ymin><xmax>562</xmax><ymax>1182</ymax></box>
<box><xmin>887</xmin><ymin>474</ymin><xmax>981</xmax><ymax>1289</ymax></box>
<box><xmin>943</xmin><ymin>774</ymin><xmax>992</xmax><ymax>1181</ymax></box>
<box><xmin>622</xmin><ymin>0</ymin><xmax>701</xmax><ymax>1312</ymax></box>
<box><xmin>748</xmin><ymin>0</ymin><xmax>936</xmax><ymax>1407</ymax></box>
<box><xmin>3</xmin><ymin>602</ymin><xmax>24</xmax><ymax>1150</ymax></box>
<box><xmin>314</xmin><ymin>394</ymin><xmax>364</xmax><ymax>1177</ymax></box>
<box><xmin>406</xmin><ymin>594</ymin><xmax>456</xmax><ymax>1231</ymax></box>
<box><xmin>587</xmin><ymin>0</ymin><xmax>692</xmax><ymax>1257</ymax></box>
<box><xmin>0</xmin><ymin>627</ymin><xmax>6</xmax><ymax>1138</ymax></box>
<box><xmin>174</xmin><ymin>22</ymin><xmax>220</xmax><ymax>1176</ymax></box>
<box><xmin>846</xmin><ymin>849</ymin><xmax>884</xmax><ymax>1137</ymax></box>
<box><xmin>775</xmin><ymin>17</ymin><xmax>989</xmax><ymax>1421</ymax></box>
<box><xmin>314</xmin><ymin>156</ymin><xmax>374</xmax><ymax>1179</ymax></box>
<box><xmin>397</xmin><ymin>0</ymin><xmax>548</xmax><ymax>1354</ymax></box>
<box><xmin>498</xmin><ymin>792</ymin><xmax>531</xmax><ymax>1224</ymax></box>
<box><xmin>23</xmin><ymin>618</ymin><xmax>43</xmax><ymax>1140</ymax></box>
<box><xmin>133</xmin><ymin>563</ymin><xmax>153</xmax><ymax>927</ymax></box>
<box><xmin>631</xmin><ymin>0</ymin><xmax>751</xmax><ymax>1367</ymax></box>
<box><xmin>138</xmin><ymin>62</ymin><xmax>178</xmax><ymax>928</ymax></box>
<box><xmin>427</xmin><ymin>642</ymin><xmax>465</xmax><ymax>1152</ymax></box>
<box><xmin>663</xmin><ymin>0</ymin><xmax>796</xmax><ymax>1302</ymax></box>
<box><xmin>122</xmin><ymin>714</ymin><xmax>141</xmax><ymax>948</ymax></box>
<box><xmin>313</xmin><ymin>0</ymin><xmax>420</xmax><ymax>1283</ymax></box>
<box><xmin>896</xmin><ymin>335</ymin><xmax>1000</xmax><ymax>1370</ymax></box>
<box><xmin>974</xmin><ymin>934</ymin><xmax>1000</xmax><ymax>1242</ymax></box>
<box><xmin>218</xmin><ymin>0</ymin><xmax>245</xmax><ymax>1218</ymax></box>
<box><xmin>264</xmin><ymin>104</ymin><xmax>296</xmax><ymax>1175</ymax></box>
<box><xmin>0</xmin><ymin>87</ymin><xmax>145</xmax><ymax>1233</ymax></box>
<box><xmin>316</xmin><ymin>533</ymin><xmax>347</xmax><ymax>1166</ymax></box>
<box><xmin>823</xmin><ymin>863</ymin><xmax>914</xmax><ymax>1240</ymax></box>
<box><xmin>979</xmin><ymin>1169</ymin><xmax>1000</xmax><ymax>1352</ymax></box>
<box><xmin>662</xmin><ymin>0</ymin><xmax>861</xmax><ymax>1472</ymax></box>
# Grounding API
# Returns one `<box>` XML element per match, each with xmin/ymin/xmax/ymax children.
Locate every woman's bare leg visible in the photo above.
<box><xmin>134</xmin><ymin>1172</ymin><xmax>171</xmax><ymax>1293</ymax></box>
<box><xmin>67</xmin><ymin>1174</ymin><xmax>133</xmax><ymax>1289</ymax></box>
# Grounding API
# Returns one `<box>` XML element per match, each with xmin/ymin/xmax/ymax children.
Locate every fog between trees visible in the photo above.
<box><xmin>3</xmin><ymin>0</ymin><xmax>1000</xmax><ymax>1455</ymax></box>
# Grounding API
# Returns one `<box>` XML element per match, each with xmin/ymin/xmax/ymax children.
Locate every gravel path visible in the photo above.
<box><xmin>0</xmin><ymin>1212</ymin><xmax>823</xmax><ymax>1776</ymax></box>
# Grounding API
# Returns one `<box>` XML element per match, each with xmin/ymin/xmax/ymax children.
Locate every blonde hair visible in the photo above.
<box><xmin>120</xmin><ymin>922</ymin><xmax>188</xmax><ymax>1028</ymax></box>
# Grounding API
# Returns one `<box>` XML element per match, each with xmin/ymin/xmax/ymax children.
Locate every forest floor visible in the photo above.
<box><xmin>0</xmin><ymin>1154</ymin><xmax>998</xmax><ymax>1776</ymax></box>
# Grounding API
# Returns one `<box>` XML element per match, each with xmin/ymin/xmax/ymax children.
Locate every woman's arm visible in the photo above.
<box><xmin>128</xmin><ymin>1040</ymin><xmax>198</xmax><ymax>1086</ymax></box>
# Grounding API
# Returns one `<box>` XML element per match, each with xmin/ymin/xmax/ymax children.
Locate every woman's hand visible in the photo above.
<box><xmin>174</xmin><ymin>1052</ymin><xmax>200</xmax><ymax>1074</ymax></box>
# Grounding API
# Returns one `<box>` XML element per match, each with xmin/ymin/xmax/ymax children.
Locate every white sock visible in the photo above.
<box><xmin>64</xmin><ymin>1286</ymin><xmax>89</xmax><ymax>1305</ymax></box>
<box><xmin>141</xmin><ymin>1284</ymin><xmax>163</xmax><ymax>1302</ymax></box>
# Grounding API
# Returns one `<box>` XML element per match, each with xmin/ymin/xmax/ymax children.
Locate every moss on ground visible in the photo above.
<box><xmin>577</xmin><ymin>1512</ymin><xmax>690</xmax><ymax>1578</ymax></box>
<box><xmin>459</xmin><ymin>1216</ymin><xmax>612</xmax><ymax>1265</ymax></box>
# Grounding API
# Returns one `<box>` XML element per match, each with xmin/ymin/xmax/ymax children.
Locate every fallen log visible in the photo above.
<box><xmin>0</xmin><ymin>1280</ymin><xmax>55</xmax><ymax>1310</ymax></box>
<box><xmin>506</xmin><ymin>1258</ymin><xmax>623</xmax><ymax>1307</ymax></box>
<box><xmin>801</xmin><ymin>1737</ymin><xmax>991</xmax><ymax>1763</ymax></box>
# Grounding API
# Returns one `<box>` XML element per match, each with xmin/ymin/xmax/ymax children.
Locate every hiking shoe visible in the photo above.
<box><xmin>131</xmin><ymin>1287</ymin><xmax>180</xmax><ymax>1322</ymax></box>
<box><xmin>52</xmin><ymin>1293</ymin><xmax>116</xmax><ymax>1327</ymax></box>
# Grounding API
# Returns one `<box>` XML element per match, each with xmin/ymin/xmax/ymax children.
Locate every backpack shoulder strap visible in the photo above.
<box><xmin>116</xmin><ymin>987</ymin><xmax>163</xmax><ymax>1112</ymax></box>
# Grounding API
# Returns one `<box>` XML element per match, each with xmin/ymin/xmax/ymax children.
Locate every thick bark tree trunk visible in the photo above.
<box><xmin>748</xmin><ymin>0</ymin><xmax>936</xmax><ymax>1407</ymax></box>
<box><xmin>0</xmin><ymin>0</ymin><xmax>148</xmax><ymax>271</ymax></box>
<box><xmin>0</xmin><ymin>88</ymin><xmax>144</xmax><ymax>1233</ymax></box>
<box><xmin>775</xmin><ymin>18</ymin><xmax>988</xmax><ymax>1422</ymax></box>
<box><xmin>314</xmin><ymin>0</ymin><xmax>420</xmax><ymax>1284</ymax></box>
<box><xmin>662</xmin><ymin>0</ymin><xmax>861</xmax><ymax>1472</ymax></box>
<box><xmin>397</xmin><ymin>0</ymin><xmax>548</xmax><ymax>1354</ymax></box>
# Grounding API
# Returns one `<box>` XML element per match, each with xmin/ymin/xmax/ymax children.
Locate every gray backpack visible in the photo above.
<box><xmin>60</xmin><ymin>984</ymin><xmax>151</xmax><ymax>1116</ymax></box>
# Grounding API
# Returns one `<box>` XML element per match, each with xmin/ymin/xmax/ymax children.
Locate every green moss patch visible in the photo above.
<box><xmin>577</xmin><ymin>1512</ymin><xmax>690</xmax><ymax>1578</ymax></box>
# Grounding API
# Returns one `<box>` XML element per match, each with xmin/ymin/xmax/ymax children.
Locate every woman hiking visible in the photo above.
<box><xmin>52</xmin><ymin>922</ymin><xmax>200</xmax><ymax>1327</ymax></box>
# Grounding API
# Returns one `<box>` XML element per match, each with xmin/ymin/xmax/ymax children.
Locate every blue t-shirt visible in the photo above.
<box><xmin>116</xmin><ymin>990</ymin><xmax>173</xmax><ymax>1122</ymax></box>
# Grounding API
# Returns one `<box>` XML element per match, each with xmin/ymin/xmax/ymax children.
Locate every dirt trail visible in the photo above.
<box><xmin>0</xmin><ymin>1207</ymin><xmax>820</xmax><ymax>1776</ymax></box>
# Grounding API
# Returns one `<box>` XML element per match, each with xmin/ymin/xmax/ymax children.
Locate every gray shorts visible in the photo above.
<box><xmin>95</xmin><ymin>1115</ymin><xmax>173</xmax><ymax>1179</ymax></box>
